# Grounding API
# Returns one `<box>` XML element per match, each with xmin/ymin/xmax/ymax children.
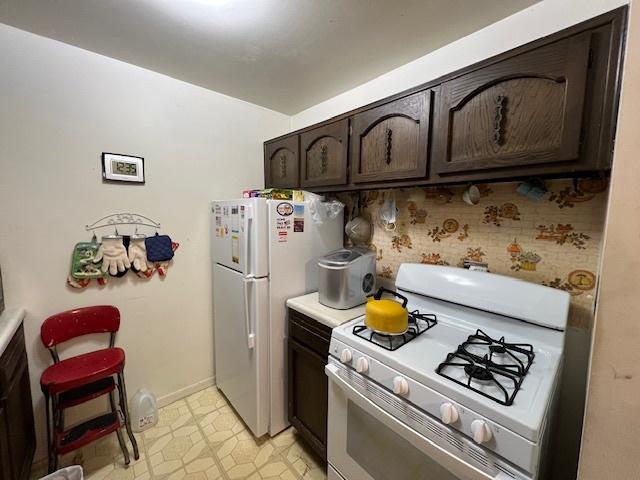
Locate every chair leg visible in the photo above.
<box><xmin>110</xmin><ymin>390</ymin><xmax>131</xmax><ymax>466</ymax></box>
<box><xmin>117</xmin><ymin>372</ymin><xmax>140</xmax><ymax>460</ymax></box>
<box><xmin>57</xmin><ymin>404</ymin><xmax>65</xmax><ymax>432</ymax></box>
<box><xmin>44</xmin><ymin>392</ymin><xmax>56</xmax><ymax>474</ymax></box>
<box><xmin>50</xmin><ymin>394</ymin><xmax>59</xmax><ymax>472</ymax></box>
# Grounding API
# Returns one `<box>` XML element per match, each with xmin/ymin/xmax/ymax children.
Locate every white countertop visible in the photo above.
<box><xmin>0</xmin><ymin>307</ymin><xmax>26</xmax><ymax>356</ymax></box>
<box><xmin>286</xmin><ymin>292</ymin><xmax>365</xmax><ymax>329</ymax></box>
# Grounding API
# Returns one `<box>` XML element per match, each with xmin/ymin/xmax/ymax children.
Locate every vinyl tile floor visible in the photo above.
<box><xmin>31</xmin><ymin>386</ymin><xmax>326</xmax><ymax>480</ymax></box>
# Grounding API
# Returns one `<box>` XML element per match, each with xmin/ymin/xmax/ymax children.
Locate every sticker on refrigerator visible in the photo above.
<box><xmin>278</xmin><ymin>231</ymin><xmax>288</xmax><ymax>243</ymax></box>
<box><xmin>294</xmin><ymin>204</ymin><xmax>304</xmax><ymax>216</ymax></box>
<box><xmin>276</xmin><ymin>202</ymin><xmax>294</xmax><ymax>216</ymax></box>
<box><xmin>276</xmin><ymin>218</ymin><xmax>291</xmax><ymax>230</ymax></box>
<box><xmin>293</xmin><ymin>218</ymin><xmax>304</xmax><ymax>232</ymax></box>
<box><xmin>231</xmin><ymin>206</ymin><xmax>239</xmax><ymax>233</ymax></box>
<box><xmin>231</xmin><ymin>235</ymin><xmax>239</xmax><ymax>263</ymax></box>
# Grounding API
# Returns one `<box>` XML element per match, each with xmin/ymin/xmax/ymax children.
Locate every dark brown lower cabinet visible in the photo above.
<box><xmin>0</xmin><ymin>403</ymin><xmax>12</xmax><ymax>480</ymax></box>
<box><xmin>0</xmin><ymin>325</ymin><xmax>36</xmax><ymax>480</ymax></box>
<box><xmin>287</xmin><ymin>309</ymin><xmax>331</xmax><ymax>463</ymax></box>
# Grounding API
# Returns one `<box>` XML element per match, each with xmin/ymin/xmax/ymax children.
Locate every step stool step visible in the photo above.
<box><xmin>56</xmin><ymin>412</ymin><xmax>121</xmax><ymax>455</ymax></box>
<box><xmin>58</xmin><ymin>377</ymin><xmax>116</xmax><ymax>409</ymax></box>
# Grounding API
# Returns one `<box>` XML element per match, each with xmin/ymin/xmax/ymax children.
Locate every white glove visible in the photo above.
<box><xmin>94</xmin><ymin>238</ymin><xmax>131</xmax><ymax>275</ymax></box>
<box><xmin>128</xmin><ymin>237</ymin><xmax>150</xmax><ymax>272</ymax></box>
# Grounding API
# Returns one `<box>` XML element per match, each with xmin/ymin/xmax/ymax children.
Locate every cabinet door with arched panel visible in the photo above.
<box><xmin>432</xmin><ymin>31</ymin><xmax>592</xmax><ymax>177</ymax></box>
<box><xmin>300</xmin><ymin>119</ymin><xmax>349</xmax><ymax>188</ymax></box>
<box><xmin>264</xmin><ymin>135</ymin><xmax>299</xmax><ymax>188</ymax></box>
<box><xmin>350</xmin><ymin>91</ymin><xmax>432</xmax><ymax>183</ymax></box>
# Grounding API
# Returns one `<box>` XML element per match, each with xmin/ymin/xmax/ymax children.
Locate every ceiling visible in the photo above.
<box><xmin>0</xmin><ymin>0</ymin><xmax>538</xmax><ymax>114</ymax></box>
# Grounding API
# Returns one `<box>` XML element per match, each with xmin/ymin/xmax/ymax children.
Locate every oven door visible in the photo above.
<box><xmin>326</xmin><ymin>363</ymin><xmax>512</xmax><ymax>480</ymax></box>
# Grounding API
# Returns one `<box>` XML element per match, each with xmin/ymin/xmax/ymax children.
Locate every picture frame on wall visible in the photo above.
<box><xmin>101</xmin><ymin>153</ymin><xmax>145</xmax><ymax>183</ymax></box>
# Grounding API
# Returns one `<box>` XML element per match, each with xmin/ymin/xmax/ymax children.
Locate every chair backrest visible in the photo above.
<box><xmin>41</xmin><ymin>305</ymin><xmax>120</xmax><ymax>348</ymax></box>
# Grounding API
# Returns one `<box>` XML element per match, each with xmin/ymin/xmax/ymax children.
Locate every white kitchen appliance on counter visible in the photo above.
<box><xmin>211</xmin><ymin>197</ymin><xmax>343</xmax><ymax>437</ymax></box>
<box><xmin>326</xmin><ymin>264</ymin><xmax>569</xmax><ymax>480</ymax></box>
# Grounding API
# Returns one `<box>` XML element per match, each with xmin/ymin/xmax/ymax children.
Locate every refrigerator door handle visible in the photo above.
<box><xmin>243</xmin><ymin>277</ymin><xmax>256</xmax><ymax>349</ymax></box>
<box><xmin>243</xmin><ymin>205</ymin><xmax>254</xmax><ymax>278</ymax></box>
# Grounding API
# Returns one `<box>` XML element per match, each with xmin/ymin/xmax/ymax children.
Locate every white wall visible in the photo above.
<box><xmin>579</xmin><ymin>1</ymin><xmax>640</xmax><ymax>477</ymax></box>
<box><xmin>0</xmin><ymin>23</ymin><xmax>289</xmax><ymax>458</ymax></box>
<box><xmin>291</xmin><ymin>0</ymin><xmax>628</xmax><ymax>128</ymax></box>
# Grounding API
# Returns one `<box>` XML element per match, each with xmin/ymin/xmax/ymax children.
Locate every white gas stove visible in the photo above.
<box><xmin>326</xmin><ymin>264</ymin><xmax>569</xmax><ymax>480</ymax></box>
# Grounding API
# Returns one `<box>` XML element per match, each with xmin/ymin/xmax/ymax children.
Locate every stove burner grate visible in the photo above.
<box><xmin>437</xmin><ymin>352</ymin><xmax>522</xmax><ymax>406</ymax></box>
<box><xmin>436</xmin><ymin>329</ymin><xmax>535</xmax><ymax>406</ymax></box>
<box><xmin>464</xmin><ymin>363</ymin><xmax>494</xmax><ymax>382</ymax></box>
<box><xmin>352</xmin><ymin>310</ymin><xmax>437</xmax><ymax>351</ymax></box>
<box><xmin>461</xmin><ymin>329</ymin><xmax>535</xmax><ymax>376</ymax></box>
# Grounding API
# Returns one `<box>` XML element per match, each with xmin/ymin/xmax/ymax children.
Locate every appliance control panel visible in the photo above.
<box><xmin>328</xmin><ymin>339</ymin><xmax>538</xmax><ymax>475</ymax></box>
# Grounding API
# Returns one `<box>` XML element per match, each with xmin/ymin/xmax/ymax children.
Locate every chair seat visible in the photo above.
<box><xmin>40</xmin><ymin>347</ymin><xmax>125</xmax><ymax>395</ymax></box>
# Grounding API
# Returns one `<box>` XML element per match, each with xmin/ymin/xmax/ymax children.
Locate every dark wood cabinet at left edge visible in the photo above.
<box><xmin>287</xmin><ymin>308</ymin><xmax>331</xmax><ymax>462</ymax></box>
<box><xmin>0</xmin><ymin>325</ymin><xmax>36</xmax><ymax>480</ymax></box>
<box><xmin>264</xmin><ymin>7</ymin><xmax>626</xmax><ymax>192</ymax></box>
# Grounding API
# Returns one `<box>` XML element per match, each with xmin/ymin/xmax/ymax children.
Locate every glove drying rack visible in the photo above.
<box><xmin>67</xmin><ymin>213</ymin><xmax>175</xmax><ymax>289</ymax></box>
<box><xmin>85</xmin><ymin>213</ymin><xmax>161</xmax><ymax>234</ymax></box>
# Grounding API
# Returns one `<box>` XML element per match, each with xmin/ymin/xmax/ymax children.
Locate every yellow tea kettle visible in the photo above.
<box><xmin>365</xmin><ymin>287</ymin><xmax>409</xmax><ymax>334</ymax></box>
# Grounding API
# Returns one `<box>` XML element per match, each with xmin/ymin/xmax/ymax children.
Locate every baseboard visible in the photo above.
<box><xmin>156</xmin><ymin>375</ymin><xmax>215</xmax><ymax>408</ymax></box>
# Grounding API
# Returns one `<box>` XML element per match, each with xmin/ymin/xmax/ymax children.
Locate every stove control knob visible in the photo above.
<box><xmin>471</xmin><ymin>420</ymin><xmax>493</xmax><ymax>444</ymax></box>
<box><xmin>356</xmin><ymin>357</ymin><xmax>369</xmax><ymax>374</ymax></box>
<box><xmin>392</xmin><ymin>376</ymin><xmax>409</xmax><ymax>396</ymax></box>
<box><xmin>439</xmin><ymin>403</ymin><xmax>459</xmax><ymax>425</ymax></box>
<box><xmin>340</xmin><ymin>349</ymin><xmax>353</xmax><ymax>364</ymax></box>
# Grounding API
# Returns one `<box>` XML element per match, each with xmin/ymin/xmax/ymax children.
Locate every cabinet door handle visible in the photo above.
<box><xmin>385</xmin><ymin>127</ymin><xmax>393</xmax><ymax>164</ymax></box>
<box><xmin>279</xmin><ymin>155</ymin><xmax>287</xmax><ymax>179</ymax></box>
<box><xmin>320</xmin><ymin>144</ymin><xmax>328</xmax><ymax>174</ymax></box>
<box><xmin>493</xmin><ymin>95</ymin><xmax>506</xmax><ymax>145</ymax></box>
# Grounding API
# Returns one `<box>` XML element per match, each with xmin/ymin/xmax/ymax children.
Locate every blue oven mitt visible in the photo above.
<box><xmin>145</xmin><ymin>233</ymin><xmax>174</xmax><ymax>262</ymax></box>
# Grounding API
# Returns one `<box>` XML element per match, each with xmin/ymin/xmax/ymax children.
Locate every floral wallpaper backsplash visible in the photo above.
<box><xmin>336</xmin><ymin>177</ymin><xmax>609</xmax><ymax>329</ymax></box>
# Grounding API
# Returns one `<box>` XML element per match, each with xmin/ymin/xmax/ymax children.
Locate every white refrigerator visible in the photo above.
<box><xmin>211</xmin><ymin>197</ymin><xmax>343</xmax><ymax>437</ymax></box>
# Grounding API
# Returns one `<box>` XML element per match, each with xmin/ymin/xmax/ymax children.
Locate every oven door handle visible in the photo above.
<box><xmin>325</xmin><ymin>364</ymin><xmax>509</xmax><ymax>480</ymax></box>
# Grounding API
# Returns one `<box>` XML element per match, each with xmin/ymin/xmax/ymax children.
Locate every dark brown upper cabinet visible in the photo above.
<box><xmin>264</xmin><ymin>135</ymin><xmax>299</xmax><ymax>188</ymax></box>
<box><xmin>263</xmin><ymin>8</ymin><xmax>625</xmax><ymax>192</ymax></box>
<box><xmin>350</xmin><ymin>91</ymin><xmax>432</xmax><ymax>183</ymax></box>
<box><xmin>300</xmin><ymin>119</ymin><xmax>349</xmax><ymax>188</ymax></box>
<box><xmin>432</xmin><ymin>32</ymin><xmax>592</xmax><ymax>176</ymax></box>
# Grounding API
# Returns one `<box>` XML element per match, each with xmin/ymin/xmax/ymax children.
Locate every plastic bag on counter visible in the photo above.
<box><xmin>307</xmin><ymin>192</ymin><xmax>344</xmax><ymax>225</ymax></box>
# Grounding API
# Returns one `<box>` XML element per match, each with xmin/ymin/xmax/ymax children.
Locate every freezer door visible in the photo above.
<box><xmin>267</xmin><ymin>199</ymin><xmax>344</xmax><ymax>435</ymax></box>
<box><xmin>213</xmin><ymin>264</ymin><xmax>269</xmax><ymax>437</ymax></box>
<box><xmin>211</xmin><ymin>198</ymin><xmax>268</xmax><ymax>277</ymax></box>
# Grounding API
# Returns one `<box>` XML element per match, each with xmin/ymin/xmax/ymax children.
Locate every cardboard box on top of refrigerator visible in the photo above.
<box><xmin>242</xmin><ymin>189</ymin><xmax>306</xmax><ymax>201</ymax></box>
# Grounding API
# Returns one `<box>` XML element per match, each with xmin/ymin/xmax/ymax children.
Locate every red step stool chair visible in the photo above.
<box><xmin>39</xmin><ymin>306</ymin><xmax>140</xmax><ymax>473</ymax></box>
